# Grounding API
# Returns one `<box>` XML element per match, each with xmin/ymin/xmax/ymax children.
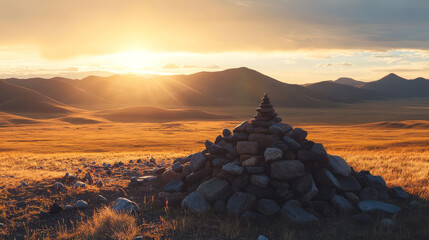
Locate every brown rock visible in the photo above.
<box><xmin>242</xmin><ymin>156</ymin><xmax>264</xmax><ymax>167</ymax></box>
<box><xmin>248</xmin><ymin>134</ymin><xmax>274</xmax><ymax>150</ymax></box>
<box><xmin>161</xmin><ymin>169</ymin><xmax>183</xmax><ymax>184</ymax></box>
<box><xmin>236</xmin><ymin>141</ymin><xmax>259</xmax><ymax>155</ymax></box>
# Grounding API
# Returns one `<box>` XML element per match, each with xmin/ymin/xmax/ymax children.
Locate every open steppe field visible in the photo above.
<box><xmin>0</xmin><ymin>120</ymin><xmax>428</xmax><ymax>239</ymax></box>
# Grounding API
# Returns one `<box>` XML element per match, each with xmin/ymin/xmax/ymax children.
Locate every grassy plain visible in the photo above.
<box><xmin>0</xmin><ymin>119</ymin><xmax>428</xmax><ymax>239</ymax></box>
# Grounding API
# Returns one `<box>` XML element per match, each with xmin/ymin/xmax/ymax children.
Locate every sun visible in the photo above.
<box><xmin>109</xmin><ymin>50</ymin><xmax>154</xmax><ymax>71</ymax></box>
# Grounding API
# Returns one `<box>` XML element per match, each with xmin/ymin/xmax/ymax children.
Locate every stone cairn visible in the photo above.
<box><xmin>161</xmin><ymin>94</ymin><xmax>409</xmax><ymax>226</ymax></box>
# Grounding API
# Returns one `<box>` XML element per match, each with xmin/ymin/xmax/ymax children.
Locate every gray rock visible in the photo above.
<box><xmin>283</xmin><ymin>136</ymin><xmax>301</xmax><ymax>151</ymax></box>
<box><xmin>196</xmin><ymin>178</ymin><xmax>231</xmax><ymax>202</ymax></box>
<box><xmin>188</xmin><ymin>153</ymin><xmax>207</xmax><ymax>172</ymax></box>
<box><xmin>353</xmin><ymin>213</ymin><xmax>374</xmax><ymax>225</ymax></box>
<box><xmin>338</xmin><ymin>175</ymin><xmax>361</xmax><ymax>192</ymax></box>
<box><xmin>181</xmin><ymin>192</ymin><xmax>210</xmax><ymax>213</ymax></box>
<box><xmin>302</xmin><ymin>179</ymin><xmax>319</xmax><ymax>201</ymax></box>
<box><xmin>381</xmin><ymin>218</ymin><xmax>393</xmax><ymax>228</ymax></box>
<box><xmin>236</xmin><ymin>141</ymin><xmax>259</xmax><ymax>155</ymax></box>
<box><xmin>112</xmin><ymin>197</ymin><xmax>140</xmax><ymax>213</ymax></box>
<box><xmin>345</xmin><ymin>192</ymin><xmax>360</xmax><ymax>205</ymax></box>
<box><xmin>96</xmin><ymin>195</ymin><xmax>108</xmax><ymax>203</ymax></box>
<box><xmin>280</xmin><ymin>201</ymin><xmax>319</xmax><ymax>225</ymax></box>
<box><xmin>245</xmin><ymin>167</ymin><xmax>265</xmax><ymax>174</ymax></box>
<box><xmin>172</xmin><ymin>162</ymin><xmax>183</xmax><ymax>172</ymax></box>
<box><xmin>21</xmin><ymin>181</ymin><xmax>28</xmax><ymax>187</ymax></box>
<box><xmin>315</xmin><ymin>186</ymin><xmax>336</xmax><ymax>201</ymax></box>
<box><xmin>330</xmin><ymin>194</ymin><xmax>353</xmax><ymax>213</ymax></box>
<box><xmin>133</xmin><ymin>236</ymin><xmax>144</xmax><ymax>240</ymax></box>
<box><xmin>293</xmin><ymin>128</ymin><xmax>307</xmax><ymax>141</ymax></box>
<box><xmin>391</xmin><ymin>186</ymin><xmax>409</xmax><ymax>199</ymax></box>
<box><xmin>360</xmin><ymin>187</ymin><xmax>379</xmax><ymax>200</ymax></box>
<box><xmin>231</xmin><ymin>132</ymin><xmax>249</xmax><ymax>143</ymax></box>
<box><xmin>233</xmin><ymin>121</ymin><xmax>251</xmax><ymax>132</ymax></box>
<box><xmin>212</xmin><ymin>158</ymin><xmax>230</xmax><ymax>167</ymax></box>
<box><xmin>223</xmin><ymin>128</ymin><xmax>232</xmax><ymax>137</ymax></box>
<box><xmin>222</xmin><ymin>163</ymin><xmax>244</xmax><ymax>175</ymax></box>
<box><xmin>313</xmin><ymin>168</ymin><xmax>341</xmax><ymax>188</ymax></box>
<box><xmin>164</xmin><ymin>180</ymin><xmax>184</xmax><ymax>193</ymax></box>
<box><xmin>74</xmin><ymin>181</ymin><xmax>86</xmax><ymax>188</ymax></box>
<box><xmin>75</xmin><ymin>200</ymin><xmax>88</xmax><ymax>209</ymax></box>
<box><xmin>264</xmin><ymin>148</ymin><xmax>283</xmax><ymax>162</ymax></box>
<box><xmin>226</xmin><ymin>192</ymin><xmax>257</xmax><ymax>215</ymax></box>
<box><xmin>358</xmin><ymin>200</ymin><xmax>401</xmax><ymax>214</ymax></box>
<box><xmin>64</xmin><ymin>205</ymin><xmax>74</xmax><ymax>211</ymax></box>
<box><xmin>242</xmin><ymin>156</ymin><xmax>263</xmax><ymax>167</ymax></box>
<box><xmin>53</xmin><ymin>182</ymin><xmax>65</xmax><ymax>191</ymax></box>
<box><xmin>270</xmin><ymin>160</ymin><xmax>305</xmax><ymax>181</ymax></box>
<box><xmin>365</xmin><ymin>175</ymin><xmax>386</xmax><ymax>188</ymax></box>
<box><xmin>232</xmin><ymin>174</ymin><xmax>249</xmax><ymax>192</ymax></box>
<box><xmin>328</xmin><ymin>155</ymin><xmax>351</xmax><ymax>176</ymax></box>
<box><xmin>292</xmin><ymin>172</ymin><xmax>313</xmax><ymax>194</ymax></box>
<box><xmin>256</xmin><ymin>199</ymin><xmax>280</xmax><ymax>216</ymax></box>
<box><xmin>257</xmin><ymin>235</ymin><xmax>269</xmax><ymax>240</ymax></box>
<box><xmin>250</xmin><ymin>175</ymin><xmax>270</xmax><ymax>188</ymax></box>
<box><xmin>269</xmin><ymin>123</ymin><xmax>292</xmax><ymax>135</ymax></box>
<box><xmin>409</xmin><ymin>200</ymin><xmax>424</xmax><ymax>208</ymax></box>
<box><xmin>310</xmin><ymin>143</ymin><xmax>329</xmax><ymax>165</ymax></box>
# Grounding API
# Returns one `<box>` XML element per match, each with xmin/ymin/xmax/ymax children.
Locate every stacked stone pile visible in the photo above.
<box><xmin>161</xmin><ymin>94</ymin><xmax>409</xmax><ymax>225</ymax></box>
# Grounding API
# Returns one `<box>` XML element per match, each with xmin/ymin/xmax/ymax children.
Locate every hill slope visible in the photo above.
<box><xmin>334</xmin><ymin>77</ymin><xmax>365</xmax><ymax>87</ymax></box>
<box><xmin>306</xmin><ymin>81</ymin><xmax>382</xmax><ymax>102</ymax></box>
<box><xmin>0</xmin><ymin>80</ymin><xmax>72</xmax><ymax>114</ymax></box>
<box><xmin>67</xmin><ymin>67</ymin><xmax>336</xmax><ymax>108</ymax></box>
<box><xmin>359</xmin><ymin>73</ymin><xmax>429</xmax><ymax>98</ymax></box>
<box><xmin>96</xmin><ymin>106</ymin><xmax>229</xmax><ymax>122</ymax></box>
<box><xmin>5</xmin><ymin>77</ymin><xmax>110</xmax><ymax>107</ymax></box>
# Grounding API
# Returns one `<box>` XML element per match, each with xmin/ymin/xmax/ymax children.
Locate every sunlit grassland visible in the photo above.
<box><xmin>0</xmin><ymin>121</ymin><xmax>428</xmax><ymax>199</ymax></box>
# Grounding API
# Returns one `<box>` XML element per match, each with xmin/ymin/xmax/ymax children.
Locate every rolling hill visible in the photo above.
<box><xmin>333</xmin><ymin>77</ymin><xmax>364</xmax><ymax>87</ymax></box>
<box><xmin>5</xmin><ymin>77</ymin><xmax>110</xmax><ymax>107</ymax></box>
<box><xmin>65</xmin><ymin>67</ymin><xmax>336</xmax><ymax>108</ymax></box>
<box><xmin>306</xmin><ymin>81</ymin><xmax>382</xmax><ymax>102</ymax></box>
<box><xmin>0</xmin><ymin>80</ymin><xmax>72</xmax><ymax>114</ymax></box>
<box><xmin>96</xmin><ymin>106</ymin><xmax>229</xmax><ymax>122</ymax></box>
<box><xmin>359</xmin><ymin>73</ymin><xmax>429</xmax><ymax>98</ymax></box>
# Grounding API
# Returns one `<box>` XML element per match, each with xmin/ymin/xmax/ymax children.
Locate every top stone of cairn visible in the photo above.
<box><xmin>251</xmin><ymin>93</ymin><xmax>281</xmax><ymax>127</ymax></box>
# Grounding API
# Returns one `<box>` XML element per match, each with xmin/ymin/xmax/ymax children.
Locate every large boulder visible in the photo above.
<box><xmin>233</xmin><ymin>121</ymin><xmax>251</xmax><ymax>132</ymax></box>
<box><xmin>249</xmin><ymin>174</ymin><xmax>270</xmax><ymax>188</ymax></box>
<box><xmin>283</xmin><ymin>136</ymin><xmax>301</xmax><ymax>151</ymax></box>
<box><xmin>280</xmin><ymin>201</ymin><xmax>319</xmax><ymax>225</ymax></box>
<box><xmin>196</xmin><ymin>178</ymin><xmax>231</xmax><ymax>203</ymax></box>
<box><xmin>112</xmin><ymin>198</ymin><xmax>140</xmax><ymax>213</ymax></box>
<box><xmin>236</xmin><ymin>141</ymin><xmax>259</xmax><ymax>155</ymax></box>
<box><xmin>161</xmin><ymin>169</ymin><xmax>183</xmax><ymax>184</ymax></box>
<box><xmin>188</xmin><ymin>153</ymin><xmax>207</xmax><ymax>172</ymax></box>
<box><xmin>164</xmin><ymin>180</ymin><xmax>184</xmax><ymax>193</ymax></box>
<box><xmin>312</xmin><ymin>168</ymin><xmax>341</xmax><ymax>188</ymax></box>
<box><xmin>271</xmin><ymin>160</ymin><xmax>305</xmax><ymax>181</ymax></box>
<box><xmin>292</xmin><ymin>128</ymin><xmax>307</xmax><ymax>141</ymax></box>
<box><xmin>256</xmin><ymin>199</ymin><xmax>280</xmax><ymax>216</ymax></box>
<box><xmin>338</xmin><ymin>176</ymin><xmax>361</xmax><ymax>192</ymax></box>
<box><xmin>330</xmin><ymin>194</ymin><xmax>354</xmax><ymax>213</ymax></box>
<box><xmin>358</xmin><ymin>200</ymin><xmax>402</xmax><ymax>214</ymax></box>
<box><xmin>264</xmin><ymin>148</ymin><xmax>283</xmax><ymax>162</ymax></box>
<box><xmin>226</xmin><ymin>192</ymin><xmax>257</xmax><ymax>215</ymax></box>
<box><xmin>222</xmin><ymin>163</ymin><xmax>244</xmax><ymax>175</ymax></box>
<box><xmin>328</xmin><ymin>155</ymin><xmax>351</xmax><ymax>176</ymax></box>
<box><xmin>181</xmin><ymin>192</ymin><xmax>210</xmax><ymax>214</ymax></box>
<box><xmin>269</xmin><ymin>123</ymin><xmax>292</xmax><ymax>135</ymax></box>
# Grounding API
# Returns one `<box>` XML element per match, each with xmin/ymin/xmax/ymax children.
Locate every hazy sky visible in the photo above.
<box><xmin>1</xmin><ymin>0</ymin><xmax>429</xmax><ymax>83</ymax></box>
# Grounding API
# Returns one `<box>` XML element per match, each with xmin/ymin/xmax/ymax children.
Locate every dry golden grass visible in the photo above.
<box><xmin>56</xmin><ymin>207</ymin><xmax>139</xmax><ymax>240</ymax></box>
<box><xmin>0</xmin><ymin>120</ymin><xmax>428</xmax><ymax>239</ymax></box>
<box><xmin>0</xmin><ymin>121</ymin><xmax>428</xmax><ymax>199</ymax></box>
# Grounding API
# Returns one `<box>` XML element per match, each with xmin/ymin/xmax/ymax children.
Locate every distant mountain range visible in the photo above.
<box><xmin>1</xmin><ymin>67</ymin><xmax>428</xmax><ymax>123</ymax></box>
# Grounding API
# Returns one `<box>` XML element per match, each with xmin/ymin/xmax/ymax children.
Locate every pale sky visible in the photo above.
<box><xmin>1</xmin><ymin>0</ymin><xmax>429</xmax><ymax>83</ymax></box>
